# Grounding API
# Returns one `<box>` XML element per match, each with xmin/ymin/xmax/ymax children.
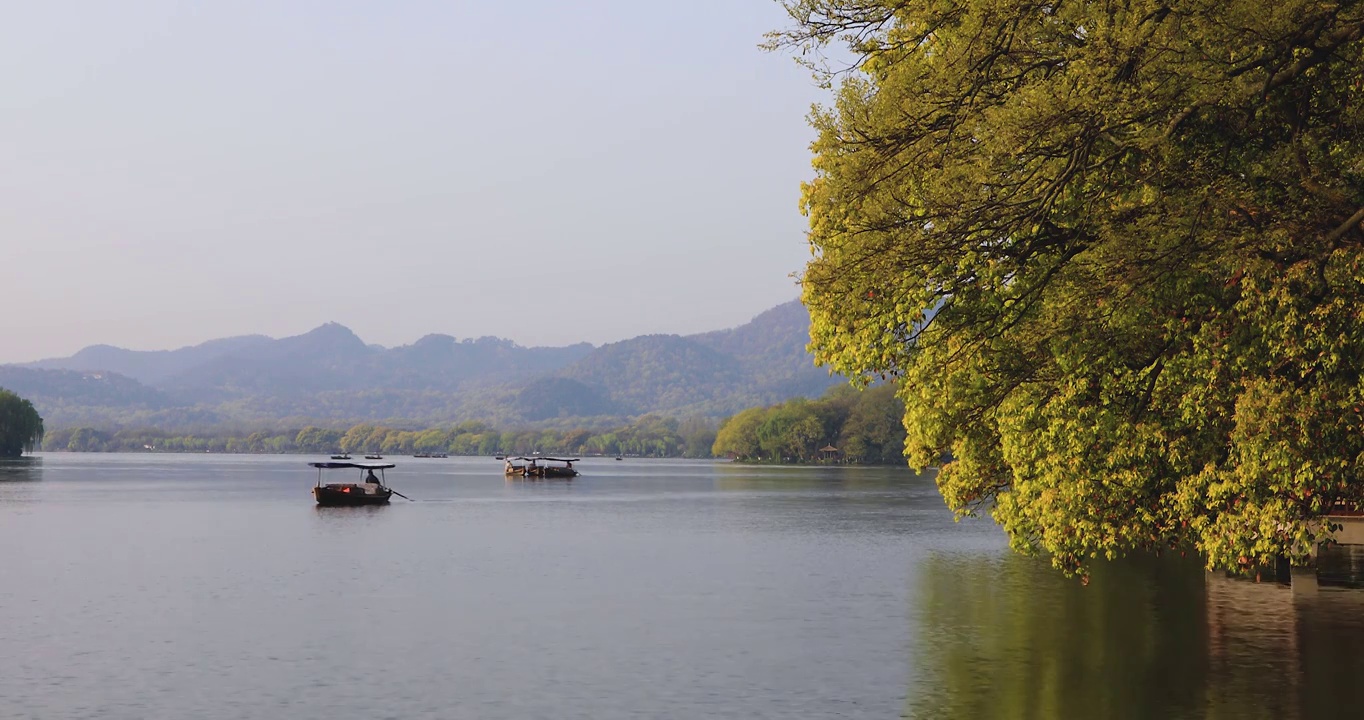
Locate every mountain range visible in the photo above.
<box><xmin>1</xmin><ymin>300</ymin><xmax>841</xmax><ymax>429</ymax></box>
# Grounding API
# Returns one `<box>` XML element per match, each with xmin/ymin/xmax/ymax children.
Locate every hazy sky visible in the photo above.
<box><xmin>2</xmin><ymin>0</ymin><xmax>829</xmax><ymax>362</ymax></box>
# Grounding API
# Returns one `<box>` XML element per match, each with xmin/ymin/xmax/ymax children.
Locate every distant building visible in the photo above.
<box><xmin>819</xmin><ymin>445</ymin><xmax>841</xmax><ymax>462</ymax></box>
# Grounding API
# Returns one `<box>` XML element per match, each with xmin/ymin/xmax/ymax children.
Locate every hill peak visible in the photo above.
<box><xmin>303</xmin><ymin>321</ymin><xmax>358</xmax><ymax>337</ymax></box>
<box><xmin>280</xmin><ymin>322</ymin><xmax>373</xmax><ymax>358</ymax></box>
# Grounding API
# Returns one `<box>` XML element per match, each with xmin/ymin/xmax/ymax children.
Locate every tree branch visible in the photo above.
<box><xmin>1263</xmin><ymin>19</ymin><xmax>1364</xmax><ymax>96</ymax></box>
<box><xmin>1324</xmin><ymin>207</ymin><xmax>1364</xmax><ymax>245</ymax></box>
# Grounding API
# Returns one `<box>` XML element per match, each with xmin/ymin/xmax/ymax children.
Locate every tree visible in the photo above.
<box><xmin>758</xmin><ymin>400</ymin><xmax>826</xmax><ymax>460</ymax></box>
<box><xmin>713</xmin><ymin>407</ymin><xmax>768</xmax><ymax>460</ymax></box>
<box><xmin>0</xmin><ymin>389</ymin><xmax>44</xmax><ymax>457</ymax></box>
<box><xmin>295</xmin><ymin>426</ymin><xmax>343</xmax><ymax>452</ymax></box>
<box><xmin>364</xmin><ymin>426</ymin><xmax>393</xmax><ymax>453</ymax></box>
<box><xmin>414</xmin><ymin>429</ymin><xmax>450</xmax><ymax>452</ymax></box>
<box><xmin>586</xmin><ymin>431</ymin><xmax>619</xmax><ymax>456</ymax></box>
<box><xmin>560</xmin><ymin>428</ymin><xmax>593</xmax><ymax>454</ymax></box>
<box><xmin>340</xmin><ymin>424</ymin><xmax>375</xmax><ymax>453</ymax></box>
<box><xmin>680</xmin><ymin>416</ymin><xmax>719</xmax><ymax>458</ymax></box>
<box><xmin>839</xmin><ymin>384</ymin><xmax>906</xmax><ymax>464</ymax></box>
<box><xmin>774</xmin><ymin>0</ymin><xmax>1364</xmax><ymax>572</ymax></box>
<box><xmin>381</xmin><ymin>430</ymin><xmax>415</xmax><ymax>454</ymax></box>
<box><xmin>476</xmin><ymin>433</ymin><xmax>501</xmax><ymax>456</ymax></box>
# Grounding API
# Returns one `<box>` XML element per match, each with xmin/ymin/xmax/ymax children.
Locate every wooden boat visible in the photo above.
<box><xmin>534</xmin><ymin>458</ymin><xmax>579</xmax><ymax>478</ymax></box>
<box><xmin>309</xmin><ymin>461</ymin><xmax>399</xmax><ymax>506</ymax></box>
<box><xmin>330</xmin><ymin>453</ymin><xmax>352</xmax><ymax>460</ymax></box>
<box><xmin>364</xmin><ymin>454</ymin><xmax>383</xmax><ymax>460</ymax></box>
<box><xmin>504</xmin><ymin>456</ymin><xmax>579</xmax><ymax>479</ymax></box>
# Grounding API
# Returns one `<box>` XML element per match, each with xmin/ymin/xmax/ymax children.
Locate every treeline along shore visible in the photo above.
<box><xmin>44</xmin><ymin>415</ymin><xmax>718</xmax><ymax>458</ymax></box>
<box><xmin>39</xmin><ymin>384</ymin><xmax>908</xmax><ymax>464</ymax></box>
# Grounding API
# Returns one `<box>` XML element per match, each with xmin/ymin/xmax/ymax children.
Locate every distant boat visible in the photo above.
<box><xmin>309</xmin><ymin>461</ymin><xmax>403</xmax><ymax>506</ymax></box>
<box><xmin>364</xmin><ymin>454</ymin><xmax>383</xmax><ymax>460</ymax></box>
<box><xmin>414</xmin><ymin>453</ymin><xmax>448</xmax><ymax>459</ymax></box>
<box><xmin>615</xmin><ymin>456</ymin><xmax>622</xmax><ymax>461</ymax></box>
<box><xmin>504</xmin><ymin>456</ymin><xmax>578</xmax><ymax>479</ymax></box>
<box><xmin>330</xmin><ymin>454</ymin><xmax>352</xmax><ymax>460</ymax></box>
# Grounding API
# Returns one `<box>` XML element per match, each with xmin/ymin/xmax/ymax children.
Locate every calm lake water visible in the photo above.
<box><xmin>1</xmin><ymin>454</ymin><xmax>1361</xmax><ymax>719</ymax></box>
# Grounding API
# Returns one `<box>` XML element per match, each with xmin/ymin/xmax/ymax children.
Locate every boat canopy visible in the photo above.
<box><xmin>308</xmin><ymin>462</ymin><xmax>396</xmax><ymax>470</ymax></box>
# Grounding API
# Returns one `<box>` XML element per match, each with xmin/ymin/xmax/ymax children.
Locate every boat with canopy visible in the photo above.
<box><xmin>504</xmin><ymin>456</ymin><xmax>579</xmax><ymax>479</ymax></box>
<box><xmin>308</xmin><ymin>461</ymin><xmax>407</xmax><ymax>506</ymax></box>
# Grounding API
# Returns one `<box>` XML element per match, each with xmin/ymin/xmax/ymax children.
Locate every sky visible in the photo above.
<box><xmin>0</xmin><ymin>0</ymin><xmax>833</xmax><ymax>363</ymax></box>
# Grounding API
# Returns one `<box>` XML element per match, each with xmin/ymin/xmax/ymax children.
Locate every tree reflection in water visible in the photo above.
<box><xmin>0</xmin><ymin>456</ymin><xmax>43</xmax><ymax>507</ymax></box>
<box><xmin>0</xmin><ymin>456</ymin><xmax>41</xmax><ymax>481</ymax></box>
<box><xmin>906</xmin><ymin>552</ymin><xmax>1364</xmax><ymax>720</ymax></box>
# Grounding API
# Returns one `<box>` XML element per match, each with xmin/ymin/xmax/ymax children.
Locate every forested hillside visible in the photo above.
<box><xmin>0</xmin><ymin>367</ymin><xmax>183</xmax><ymax>427</ymax></box>
<box><xmin>557</xmin><ymin>335</ymin><xmax>749</xmax><ymax>415</ymax></box>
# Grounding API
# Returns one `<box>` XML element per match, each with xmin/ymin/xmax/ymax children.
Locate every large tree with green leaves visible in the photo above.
<box><xmin>773</xmin><ymin>0</ymin><xmax>1364</xmax><ymax>572</ymax></box>
<box><xmin>0</xmin><ymin>389</ymin><xmax>44</xmax><ymax>457</ymax></box>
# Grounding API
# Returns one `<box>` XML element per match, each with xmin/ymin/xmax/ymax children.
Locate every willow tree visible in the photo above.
<box><xmin>0</xmin><ymin>389</ymin><xmax>44</xmax><ymax>457</ymax></box>
<box><xmin>773</xmin><ymin>0</ymin><xmax>1364</xmax><ymax>572</ymax></box>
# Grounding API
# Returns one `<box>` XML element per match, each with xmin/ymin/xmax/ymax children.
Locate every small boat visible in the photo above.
<box><xmin>330</xmin><ymin>453</ymin><xmax>352</xmax><ymax>460</ymax></box>
<box><xmin>615</xmin><ymin>456</ymin><xmax>622</xmax><ymax>461</ymax></box>
<box><xmin>414</xmin><ymin>452</ymin><xmax>448</xmax><ymax>459</ymax></box>
<box><xmin>364</xmin><ymin>454</ymin><xmax>383</xmax><ymax>460</ymax></box>
<box><xmin>309</xmin><ymin>461</ymin><xmax>405</xmax><ymax>506</ymax></box>
<box><xmin>504</xmin><ymin>456</ymin><xmax>579</xmax><ymax>479</ymax></box>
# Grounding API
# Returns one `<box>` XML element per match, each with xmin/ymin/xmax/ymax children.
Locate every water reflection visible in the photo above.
<box><xmin>0</xmin><ymin>456</ymin><xmax>42</xmax><ymax>480</ymax></box>
<box><xmin>907</xmin><ymin>553</ymin><xmax>1364</xmax><ymax>720</ymax></box>
<box><xmin>1316</xmin><ymin>545</ymin><xmax>1364</xmax><ymax>588</ymax></box>
<box><xmin>712</xmin><ymin>461</ymin><xmax>923</xmax><ymax>490</ymax></box>
<box><xmin>0</xmin><ymin>458</ymin><xmax>42</xmax><ymax>507</ymax></box>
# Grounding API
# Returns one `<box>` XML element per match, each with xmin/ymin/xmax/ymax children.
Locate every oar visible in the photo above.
<box><xmin>388</xmin><ymin>488</ymin><xmax>413</xmax><ymax>501</ymax></box>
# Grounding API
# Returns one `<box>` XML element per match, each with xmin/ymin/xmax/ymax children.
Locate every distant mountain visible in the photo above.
<box><xmin>27</xmin><ymin>334</ymin><xmax>272</xmax><ymax>385</ymax></box>
<box><xmin>157</xmin><ymin>324</ymin><xmax>597</xmax><ymax>404</ymax></box>
<box><xmin>515</xmin><ymin>377</ymin><xmax>618</xmax><ymax>421</ymax></box>
<box><xmin>0</xmin><ymin>366</ymin><xmax>168</xmax><ymax>408</ymax></box>
<box><xmin>692</xmin><ymin>300</ymin><xmax>819</xmax><ymax>376</ymax></box>
<box><xmin>160</xmin><ymin>322</ymin><xmax>380</xmax><ymax>402</ymax></box>
<box><xmin>556</xmin><ymin>335</ymin><xmax>749</xmax><ymax>415</ymax></box>
<box><xmin>690</xmin><ymin>300</ymin><xmax>839</xmax><ymax>403</ymax></box>
<box><xmin>7</xmin><ymin>299</ymin><xmax>839</xmax><ymax>428</ymax></box>
<box><xmin>375</xmin><ymin>335</ymin><xmax>594</xmax><ymax>392</ymax></box>
<box><xmin>536</xmin><ymin>301</ymin><xmax>840</xmax><ymax>418</ymax></box>
<box><xmin>0</xmin><ymin>366</ymin><xmax>205</xmax><ymax>427</ymax></box>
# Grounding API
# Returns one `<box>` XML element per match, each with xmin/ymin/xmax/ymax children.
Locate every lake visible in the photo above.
<box><xmin>2</xmin><ymin>454</ymin><xmax>1361</xmax><ymax>719</ymax></box>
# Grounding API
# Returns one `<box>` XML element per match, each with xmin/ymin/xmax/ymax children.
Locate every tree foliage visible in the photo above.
<box><xmin>775</xmin><ymin>0</ymin><xmax>1364</xmax><ymax>571</ymax></box>
<box><xmin>0</xmin><ymin>388</ymin><xmax>44</xmax><ymax>457</ymax></box>
<box><xmin>713</xmin><ymin>384</ymin><xmax>906</xmax><ymax>463</ymax></box>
